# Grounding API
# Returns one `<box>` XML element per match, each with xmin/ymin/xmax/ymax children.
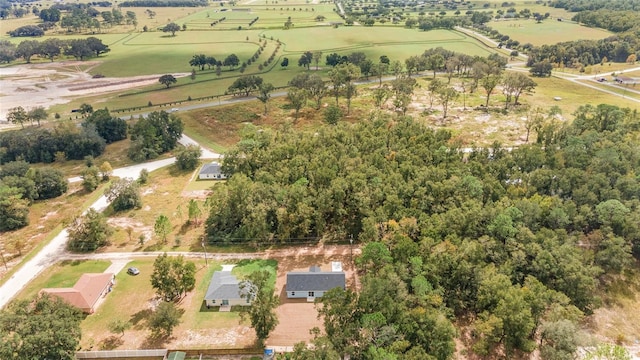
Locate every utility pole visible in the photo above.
<box><xmin>201</xmin><ymin>240</ymin><xmax>208</xmax><ymax>266</ymax></box>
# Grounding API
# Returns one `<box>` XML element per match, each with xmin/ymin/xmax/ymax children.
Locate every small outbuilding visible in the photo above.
<box><xmin>199</xmin><ymin>161</ymin><xmax>227</xmax><ymax>180</ymax></box>
<box><xmin>286</xmin><ymin>263</ymin><xmax>345</xmax><ymax>300</ymax></box>
<box><xmin>42</xmin><ymin>273</ymin><xmax>115</xmax><ymax>314</ymax></box>
<box><xmin>204</xmin><ymin>271</ymin><xmax>251</xmax><ymax>309</ymax></box>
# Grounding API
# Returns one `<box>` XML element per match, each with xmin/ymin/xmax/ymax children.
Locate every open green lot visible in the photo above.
<box><xmin>489</xmin><ymin>18</ymin><xmax>612</xmax><ymax>46</ymax></box>
<box><xmin>14</xmin><ymin>257</ymin><xmax>276</xmax><ymax>350</ymax></box>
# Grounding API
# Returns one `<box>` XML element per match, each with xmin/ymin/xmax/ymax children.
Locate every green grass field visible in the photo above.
<box><xmin>17</xmin><ymin>260</ymin><xmax>111</xmax><ymax>301</ymax></box>
<box><xmin>489</xmin><ymin>18</ymin><xmax>612</xmax><ymax>46</ymax></box>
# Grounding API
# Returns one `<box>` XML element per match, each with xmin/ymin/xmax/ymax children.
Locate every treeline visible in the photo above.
<box><xmin>526</xmin><ymin>36</ymin><xmax>639</xmax><ymax>67</ymax></box>
<box><xmin>208</xmin><ymin>103</ymin><xmax>639</xmax><ymax>358</ymax></box>
<box><xmin>0</xmin><ymin>37</ymin><xmax>109</xmax><ymax>64</ymax></box>
<box><xmin>549</xmin><ymin>0</ymin><xmax>640</xmax><ymax>12</ymax></box>
<box><xmin>119</xmin><ymin>0</ymin><xmax>208</xmax><ymax>7</ymax></box>
<box><xmin>0</xmin><ymin>125</ymin><xmax>106</xmax><ymax>164</ymax></box>
<box><xmin>572</xmin><ymin>9</ymin><xmax>640</xmax><ymax>33</ymax></box>
<box><xmin>0</xmin><ymin>161</ymin><xmax>68</xmax><ymax>231</ymax></box>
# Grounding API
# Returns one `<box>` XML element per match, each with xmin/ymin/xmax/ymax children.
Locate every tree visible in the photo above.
<box><xmin>67</xmin><ymin>208</ymin><xmax>112</xmax><ymax>252</ymax></box>
<box><xmin>149</xmin><ymin>301</ymin><xmax>182</xmax><ymax>337</ymax></box>
<box><xmin>175</xmin><ymin>144</ymin><xmax>202</xmax><ymax>171</ymax></box>
<box><xmin>436</xmin><ymin>86</ymin><xmax>459</xmax><ymax>119</ymax></box>
<box><xmin>0</xmin><ymin>293</ymin><xmax>82</xmax><ymax>360</ymax></box>
<box><xmin>257</xmin><ymin>82</ymin><xmax>275</xmax><ymax>115</ymax></box>
<box><xmin>328</xmin><ymin>63</ymin><xmax>360</xmax><ymax>106</ymax></box>
<box><xmin>189</xmin><ymin>54</ymin><xmax>206</xmax><ymax>70</ymax></box>
<box><xmin>105</xmin><ymin>178</ymin><xmax>142</xmax><ymax>211</ymax></box>
<box><xmin>15</xmin><ymin>40</ymin><xmax>39</xmax><ymax>63</ymax></box>
<box><xmin>502</xmin><ymin>72</ymin><xmax>537</xmax><ymax>107</ymax></box>
<box><xmin>27</xmin><ymin>106</ymin><xmax>47</xmax><ymax>126</ymax></box>
<box><xmin>481</xmin><ymin>74</ymin><xmax>502</xmax><ymax>107</ymax></box>
<box><xmin>86</xmin><ymin>37</ymin><xmax>110</xmax><ymax>57</ymax></box>
<box><xmin>159</xmin><ymin>74</ymin><xmax>177</xmax><ymax>88</ymax></box>
<box><xmin>99</xmin><ymin>161</ymin><xmax>113</xmax><ymax>181</ymax></box>
<box><xmin>324</xmin><ymin>105</ymin><xmax>342</xmax><ymax>125</ymax></box>
<box><xmin>287</xmin><ymin>87</ymin><xmax>307</xmax><ymax>120</ymax></box>
<box><xmin>7</xmin><ymin>106</ymin><xmax>27</xmax><ymax>129</ymax></box>
<box><xmin>313</xmin><ymin>51</ymin><xmax>323</xmax><ymax>70</ymax></box>
<box><xmin>108</xmin><ymin>319</ymin><xmax>131</xmax><ymax>338</ymax></box>
<box><xmin>426</xmin><ymin>53</ymin><xmax>445</xmax><ymax>78</ymax></box>
<box><xmin>84</xmin><ymin>108</ymin><xmax>128</xmax><ymax>143</ymax></box>
<box><xmin>325</xmin><ymin>52</ymin><xmax>342</xmax><ymax>67</ymax></box>
<box><xmin>79</xmin><ymin>103</ymin><xmax>94</xmax><ymax>116</ymax></box>
<box><xmin>163</xmin><ymin>22</ymin><xmax>181</xmax><ymax>36</ymax></box>
<box><xmin>128</xmin><ymin>111</ymin><xmax>184</xmax><ymax>161</ymax></box>
<box><xmin>281</xmin><ymin>57</ymin><xmax>289</xmax><ymax>68</ymax></box>
<box><xmin>223</xmin><ymin>53</ymin><xmax>240</xmax><ymax>69</ymax></box>
<box><xmin>626</xmin><ymin>54</ymin><xmax>637</xmax><ymax>64</ymax></box>
<box><xmin>81</xmin><ymin>166</ymin><xmax>101</xmax><ymax>192</ymax></box>
<box><xmin>530</xmin><ymin>60</ymin><xmax>553</xmax><ymax>77</ymax></box>
<box><xmin>33</xmin><ymin>167</ymin><xmax>68</xmax><ymax>199</ymax></box>
<box><xmin>150</xmin><ymin>253</ymin><xmax>196</xmax><ymax>301</ymax></box>
<box><xmin>0</xmin><ymin>186</ymin><xmax>29</xmax><ymax>231</ymax></box>
<box><xmin>154</xmin><ymin>214</ymin><xmax>172</xmax><ymax>243</ymax></box>
<box><xmin>187</xmin><ymin>199</ymin><xmax>202</xmax><ymax>226</ymax></box>
<box><xmin>240</xmin><ymin>270</ymin><xmax>279</xmax><ymax>347</ymax></box>
<box><xmin>298</xmin><ymin>51</ymin><xmax>313</xmax><ymax>70</ymax></box>
<box><xmin>227</xmin><ymin>75</ymin><xmax>263</xmax><ymax>97</ymax></box>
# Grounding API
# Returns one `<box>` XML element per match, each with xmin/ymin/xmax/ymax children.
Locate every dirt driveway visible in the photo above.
<box><xmin>265</xmin><ymin>245</ymin><xmax>360</xmax><ymax>347</ymax></box>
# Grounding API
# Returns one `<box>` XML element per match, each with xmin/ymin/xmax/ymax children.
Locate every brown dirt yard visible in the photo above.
<box><xmin>265</xmin><ymin>244</ymin><xmax>360</xmax><ymax>347</ymax></box>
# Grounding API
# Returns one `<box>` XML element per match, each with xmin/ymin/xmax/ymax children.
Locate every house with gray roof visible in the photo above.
<box><xmin>204</xmin><ymin>271</ymin><xmax>251</xmax><ymax>309</ymax></box>
<box><xmin>286</xmin><ymin>263</ymin><xmax>346</xmax><ymax>300</ymax></box>
<box><xmin>198</xmin><ymin>162</ymin><xmax>227</xmax><ymax>180</ymax></box>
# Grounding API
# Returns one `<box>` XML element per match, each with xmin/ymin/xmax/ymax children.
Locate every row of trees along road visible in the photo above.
<box><xmin>0</xmin><ymin>37</ymin><xmax>110</xmax><ymax>64</ymax></box>
<box><xmin>207</xmin><ymin>103</ymin><xmax>640</xmax><ymax>358</ymax></box>
<box><xmin>227</xmin><ymin>48</ymin><xmax>536</xmax><ymax>124</ymax></box>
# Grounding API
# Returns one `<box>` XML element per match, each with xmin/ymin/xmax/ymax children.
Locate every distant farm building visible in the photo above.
<box><xmin>42</xmin><ymin>273</ymin><xmax>114</xmax><ymax>313</ymax></box>
<box><xmin>286</xmin><ymin>263</ymin><xmax>346</xmax><ymax>300</ymax></box>
<box><xmin>199</xmin><ymin>161</ymin><xmax>227</xmax><ymax>180</ymax></box>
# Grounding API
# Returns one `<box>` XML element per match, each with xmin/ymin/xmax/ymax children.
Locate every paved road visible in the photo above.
<box><xmin>0</xmin><ymin>134</ymin><xmax>220</xmax><ymax>309</ymax></box>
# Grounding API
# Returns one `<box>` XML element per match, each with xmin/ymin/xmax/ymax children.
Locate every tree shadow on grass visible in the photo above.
<box><xmin>140</xmin><ymin>332</ymin><xmax>172</xmax><ymax>349</ymax></box>
<box><xmin>99</xmin><ymin>335</ymin><xmax>124</xmax><ymax>350</ymax></box>
<box><xmin>130</xmin><ymin>308</ymin><xmax>152</xmax><ymax>330</ymax></box>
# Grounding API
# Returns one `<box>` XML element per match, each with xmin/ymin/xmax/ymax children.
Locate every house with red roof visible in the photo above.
<box><xmin>42</xmin><ymin>273</ymin><xmax>114</xmax><ymax>314</ymax></box>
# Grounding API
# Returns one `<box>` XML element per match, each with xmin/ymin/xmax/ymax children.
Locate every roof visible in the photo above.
<box><xmin>286</xmin><ymin>267</ymin><xmax>346</xmax><ymax>292</ymax></box>
<box><xmin>167</xmin><ymin>351</ymin><xmax>186</xmax><ymax>360</ymax></box>
<box><xmin>204</xmin><ymin>271</ymin><xmax>247</xmax><ymax>300</ymax></box>
<box><xmin>43</xmin><ymin>273</ymin><xmax>113</xmax><ymax>311</ymax></box>
<box><xmin>199</xmin><ymin>162</ymin><xmax>224</xmax><ymax>176</ymax></box>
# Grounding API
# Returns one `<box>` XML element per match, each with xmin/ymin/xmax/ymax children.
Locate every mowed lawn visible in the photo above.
<box><xmin>16</xmin><ymin>260</ymin><xmax>111</xmax><ymax>301</ymax></box>
<box><xmin>489</xmin><ymin>19</ymin><xmax>612</xmax><ymax>46</ymax></box>
<box><xmin>79</xmin><ymin>258</ymin><xmax>276</xmax><ymax>350</ymax></box>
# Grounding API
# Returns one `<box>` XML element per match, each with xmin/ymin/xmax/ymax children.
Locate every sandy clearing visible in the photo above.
<box><xmin>0</xmin><ymin>61</ymin><xmax>189</xmax><ymax>122</ymax></box>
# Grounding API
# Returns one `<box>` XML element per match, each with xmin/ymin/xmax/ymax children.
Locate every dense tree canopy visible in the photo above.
<box><xmin>128</xmin><ymin>111</ymin><xmax>183</xmax><ymax>161</ymax></box>
<box><xmin>0</xmin><ymin>293</ymin><xmax>83</xmax><ymax>360</ymax></box>
<box><xmin>206</xmin><ymin>103</ymin><xmax>640</xmax><ymax>357</ymax></box>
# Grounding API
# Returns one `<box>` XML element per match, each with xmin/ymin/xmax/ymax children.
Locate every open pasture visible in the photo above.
<box><xmin>268</xmin><ymin>27</ymin><xmax>494</xmax><ymax>57</ymax></box>
<box><xmin>490</xmin><ymin>18</ymin><xmax>612</xmax><ymax>46</ymax></box>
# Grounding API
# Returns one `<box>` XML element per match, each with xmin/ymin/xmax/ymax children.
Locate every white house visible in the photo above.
<box><xmin>286</xmin><ymin>263</ymin><xmax>345</xmax><ymax>300</ymax></box>
<box><xmin>198</xmin><ymin>162</ymin><xmax>227</xmax><ymax>180</ymax></box>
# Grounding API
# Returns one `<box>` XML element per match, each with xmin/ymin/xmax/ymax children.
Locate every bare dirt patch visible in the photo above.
<box><xmin>107</xmin><ymin>217</ymin><xmax>153</xmax><ymax>242</ymax></box>
<box><xmin>266</xmin><ymin>245</ymin><xmax>360</xmax><ymax>347</ymax></box>
<box><xmin>0</xmin><ymin>61</ymin><xmax>188</xmax><ymax>121</ymax></box>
